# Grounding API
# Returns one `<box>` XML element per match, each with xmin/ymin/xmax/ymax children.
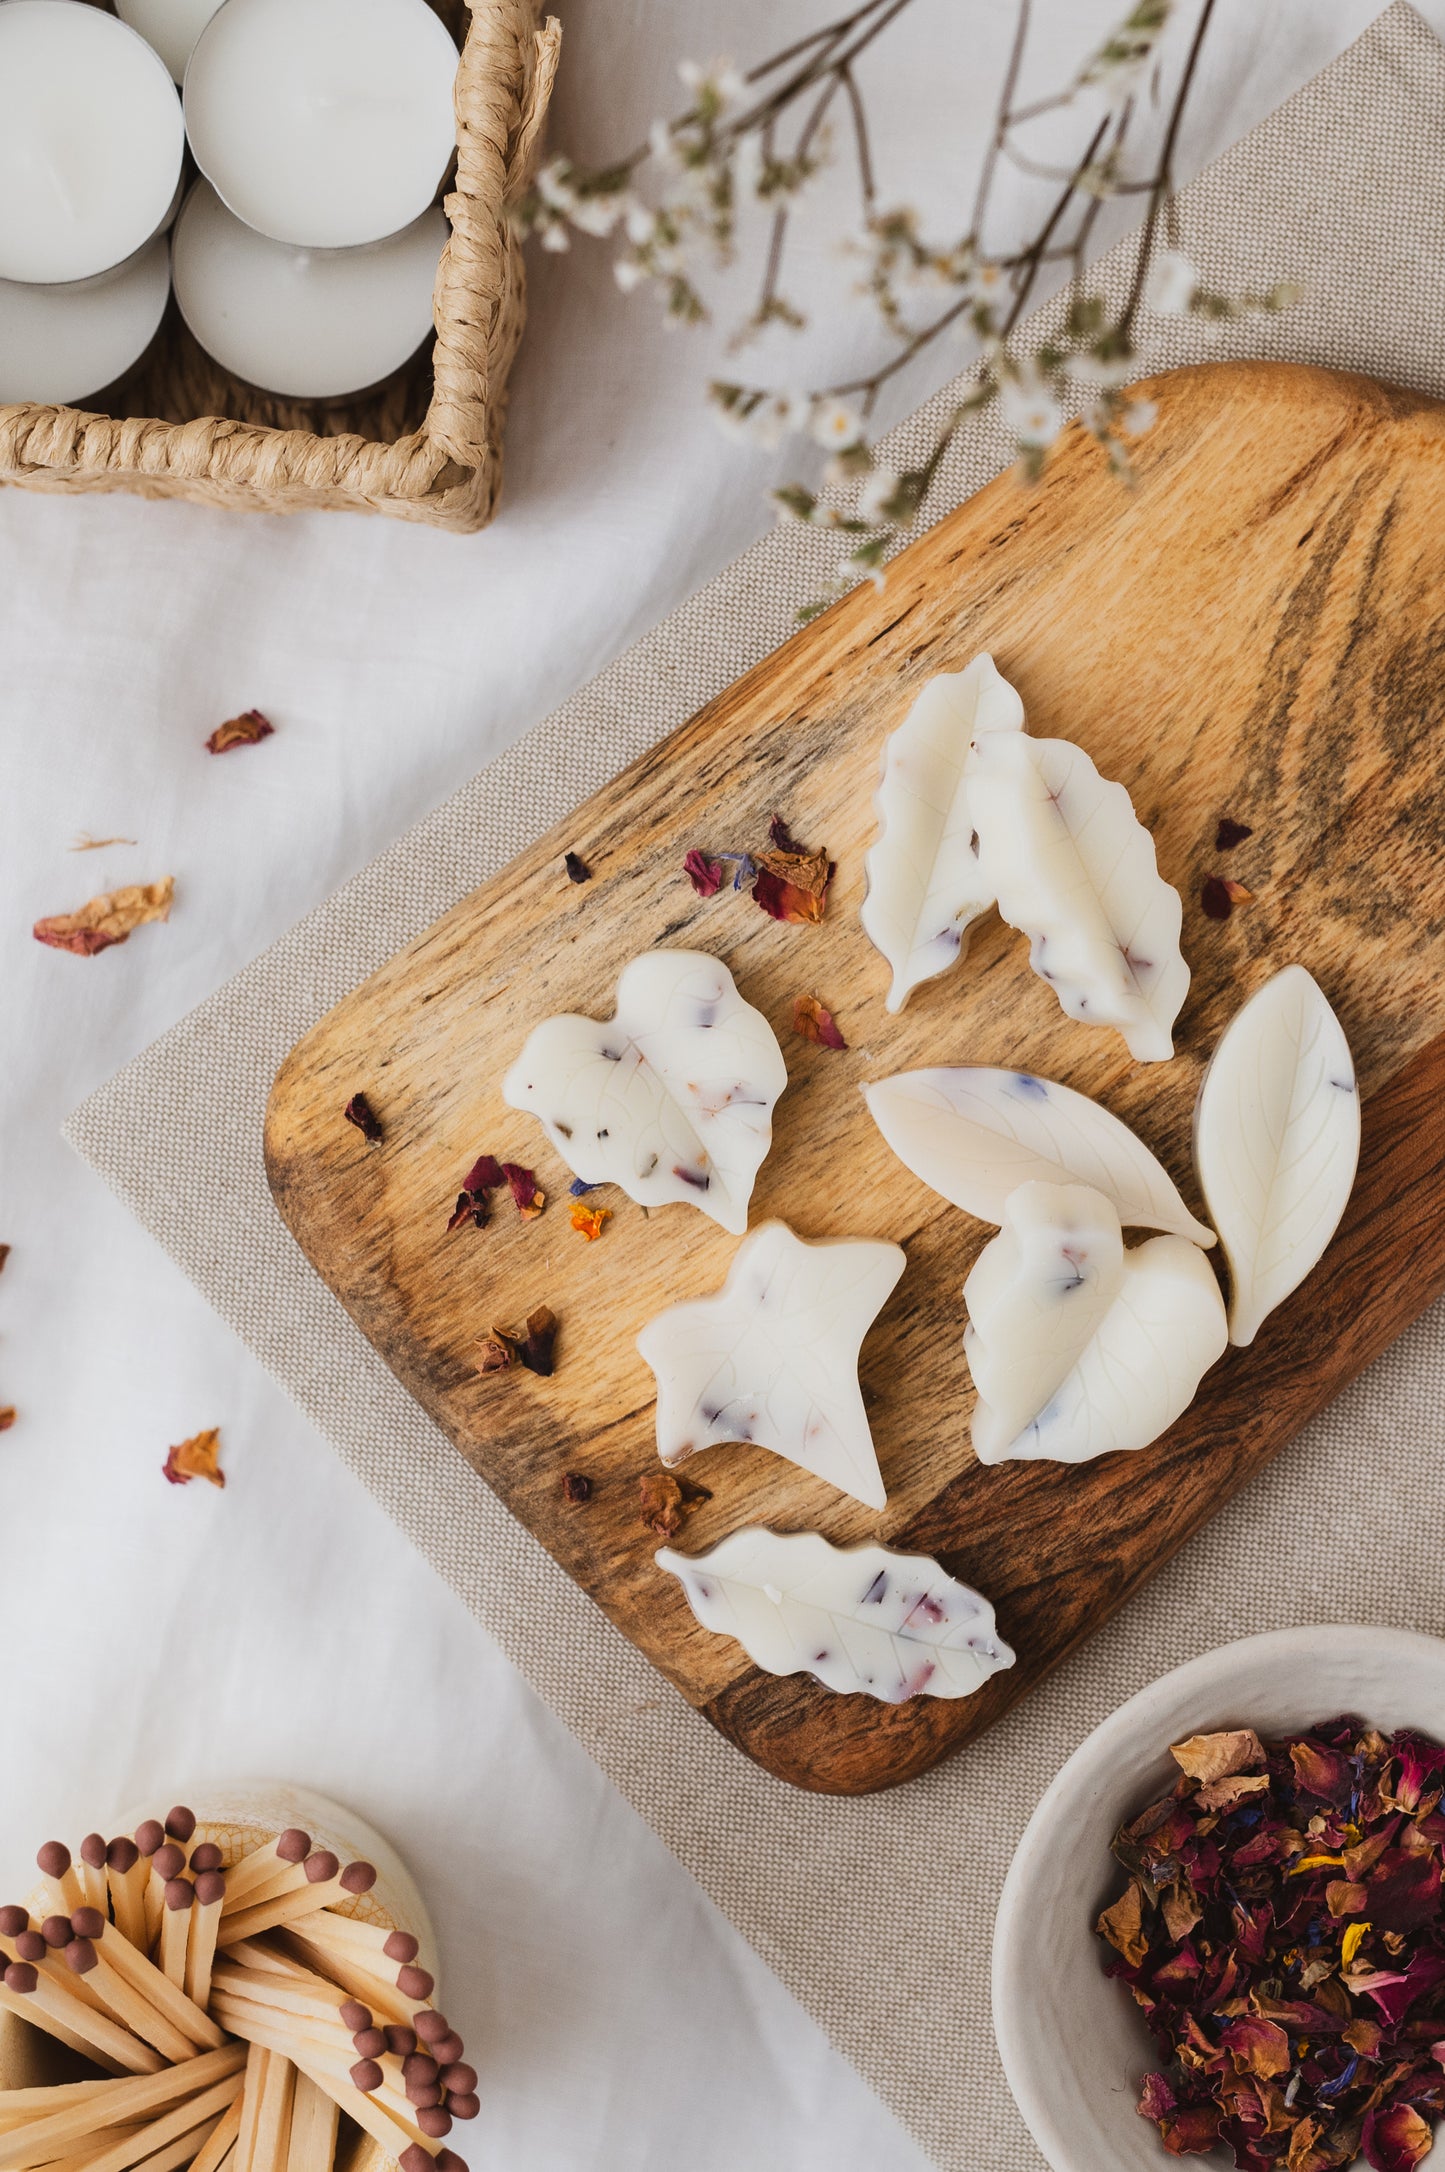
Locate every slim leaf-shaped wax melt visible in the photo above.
<box><xmin>964</xmin><ymin>1181</ymin><xmax>1227</xmax><ymax>1464</ymax></box>
<box><xmin>656</xmin><ymin>1528</ymin><xmax>1015</xmax><ymax>1704</ymax></box>
<box><xmin>859</xmin><ymin>655</ymin><xmax>1024</xmax><ymax>1011</ymax></box>
<box><xmin>1193</xmin><ymin>966</ymin><xmax>1359</xmax><ymax>1347</ymax></box>
<box><xmin>970</xmin><ymin>734</ymin><xmax>1189</xmax><ymax>1062</ymax></box>
<box><xmin>637</xmin><ymin>1220</ymin><xmax>905</xmax><ymax>1509</ymax></box>
<box><xmin>501</xmin><ymin>949</ymin><xmax>787</xmax><ymax>1236</ymax></box>
<box><xmin>863</xmin><ymin>1066</ymin><xmax>1214</xmax><ymax>1244</ymax></box>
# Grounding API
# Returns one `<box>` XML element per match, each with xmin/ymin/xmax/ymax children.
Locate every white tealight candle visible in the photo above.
<box><xmin>171</xmin><ymin>182</ymin><xmax>446</xmax><ymax>400</ymax></box>
<box><xmin>0</xmin><ymin>234</ymin><xmax>170</xmax><ymax>406</ymax></box>
<box><xmin>0</xmin><ymin>2</ymin><xmax>185</xmax><ymax>285</ymax></box>
<box><xmin>184</xmin><ymin>0</ymin><xmax>459</xmax><ymax>250</ymax></box>
<box><xmin>115</xmin><ymin>0</ymin><xmax>225</xmax><ymax>83</ymax></box>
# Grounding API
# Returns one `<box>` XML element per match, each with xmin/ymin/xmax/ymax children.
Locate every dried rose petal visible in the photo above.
<box><xmin>206</xmin><ymin>710</ymin><xmax>274</xmax><ymax>754</ymax></box>
<box><xmin>0</xmin><ymin>1244</ymin><xmax>9</xmax><ymax>1274</ymax></box>
<box><xmin>1171</xmin><ymin>1730</ymin><xmax>1266</xmax><ymax>1782</ymax></box>
<box><xmin>1220</xmin><ymin>2017</ymin><xmax>1290</xmax><ymax>2078</ymax></box>
<box><xmin>446</xmin><ymin>1191</ymin><xmax>487</xmax><ymax>1233</ymax></box>
<box><xmin>502</xmin><ymin>1163</ymin><xmax>545</xmax><ymax>1219</ymax></box>
<box><xmin>568</xmin><ymin>1201</ymin><xmax>610</xmax><ymax>1241</ymax></box>
<box><xmin>638</xmin><ymin>1471</ymin><xmax>709</xmax><ymax>1539</ymax></box>
<box><xmin>0</xmin><ymin>1408</ymin><xmax>14</xmax><ymax>1433</ymax></box>
<box><xmin>1215</xmin><ymin>816</ymin><xmax>1254</xmax><ymax>851</ymax></box>
<box><xmin>564</xmin><ymin>851</ymin><xmax>591</xmax><ymax>884</ymax></box>
<box><xmin>163</xmin><ymin>1429</ymin><xmax>225</xmax><ymax>1489</ymax></box>
<box><xmin>1200</xmin><ymin>876</ymin><xmax>1234</xmax><ymax>921</ymax></box>
<box><xmin>792</xmin><ymin>994</ymin><xmax>846</xmax><ymax>1049</ymax></box>
<box><xmin>753</xmin><ymin>816</ymin><xmax>834</xmax><ymax>926</ymax></box>
<box><xmin>683</xmin><ymin>850</ymin><xmax>725</xmax><ymax>898</ymax></box>
<box><xmin>34</xmin><ymin>877</ymin><xmax>173</xmax><ymax>956</ymax></box>
<box><xmin>1362</xmin><ymin>2103</ymin><xmax>1433</xmax><ymax>2172</ymax></box>
<box><xmin>344</xmin><ymin>1093</ymin><xmax>383</xmax><ymax>1143</ymax></box>
<box><xmin>483</xmin><ymin>1306</ymin><xmax>557</xmax><ymax>1378</ymax></box>
<box><xmin>560</xmin><ymin>1471</ymin><xmax>592</xmax><ymax>1503</ymax></box>
<box><xmin>1096</xmin><ymin>1879</ymin><xmax>1150</xmax><ymax>1966</ymax></box>
<box><xmin>463</xmin><ymin>1154</ymin><xmax>506</xmax><ymax>1195</ymax></box>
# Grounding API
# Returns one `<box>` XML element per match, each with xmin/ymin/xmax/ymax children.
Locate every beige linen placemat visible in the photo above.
<box><xmin>66</xmin><ymin>10</ymin><xmax>1445</xmax><ymax>2164</ymax></box>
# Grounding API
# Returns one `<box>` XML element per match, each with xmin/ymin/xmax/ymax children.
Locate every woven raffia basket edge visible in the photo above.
<box><xmin>0</xmin><ymin>0</ymin><xmax>559</xmax><ymax>534</ymax></box>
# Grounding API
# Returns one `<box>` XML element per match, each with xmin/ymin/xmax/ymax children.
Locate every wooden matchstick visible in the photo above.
<box><xmin>33</xmin><ymin>1847</ymin><xmax>83</xmax><ymax>1919</ymax></box>
<box><xmin>218</xmin><ymin>1836</ymin><xmax>311</xmax><ymax>1917</ymax></box>
<box><xmin>0</xmin><ymin>1963</ymin><xmax>161</xmax><ymax>2075</ymax></box>
<box><xmin>0</xmin><ymin>2044</ymin><xmax>244</xmax><ymax>2170</ymax></box>
<box><xmin>209</xmin><ymin>1965</ymin><xmax>347</xmax><ymax>2028</ymax></box>
<box><xmin>288</xmin><ymin>1916</ymin><xmax>434</xmax><ymax>2002</ymax></box>
<box><xmin>216</xmin><ymin>2017</ymin><xmax>436</xmax><ymax>2165</ymax></box>
<box><xmin>142</xmin><ymin>1848</ymin><xmax>186</xmax><ymax>1963</ymax></box>
<box><xmin>75</xmin><ymin>2066</ymin><xmax>243</xmax><ymax>2172</ymax></box>
<box><xmin>220</xmin><ymin>1860</ymin><xmax>375</xmax><ymax>1948</ymax></box>
<box><xmin>63</xmin><ymin>1937</ymin><xmax>197</xmax><ymax>2065</ymax></box>
<box><xmin>132</xmin><ymin>1826</ymin><xmax>166</xmax><ymax>1957</ymax></box>
<box><xmin>185</xmin><ymin>1871</ymin><xmax>225</xmax><ymax>2013</ymax></box>
<box><xmin>232</xmin><ymin>2044</ymin><xmax>269</xmax><ymax>2172</ymax></box>
<box><xmin>106</xmin><ymin>1841</ymin><xmax>148</xmax><ymax>1954</ymax></box>
<box><xmin>272</xmin><ymin>1936</ymin><xmax>413</xmax><ymax>2028</ymax></box>
<box><xmin>121</xmin><ymin>2114</ymin><xmax>229</xmax><ymax>2172</ymax></box>
<box><xmin>76</xmin><ymin>1837</ymin><xmax>109</xmax><ymax>1915</ymax></box>
<box><xmin>188</xmin><ymin>2096</ymin><xmax>244</xmax><ymax>2172</ymax></box>
<box><xmin>282</xmin><ymin>2071</ymin><xmax>337</xmax><ymax>2172</ymax></box>
<box><xmin>248</xmin><ymin>2050</ymin><xmax>295</xmax><ymax>2172</ymax></box>
<box><xmin>87</xmin><ymin>1916</ymin><xmax>226</xmax><ymax>2052</ymax></box>
<box><xmin>158</xmin><ymin>1881</ymin><xmax>192</xmax><ymax>1991</ymax></box>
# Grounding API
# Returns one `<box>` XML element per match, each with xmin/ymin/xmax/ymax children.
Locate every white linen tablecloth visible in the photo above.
<box><xmin>1</xmin><ymin>5</ymin><xmax>1432</xmax><ymax>2164</ymax></box>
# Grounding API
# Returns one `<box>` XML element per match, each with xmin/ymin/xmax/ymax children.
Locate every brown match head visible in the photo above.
<box><xmin>275</xmin><ymin>1829</ymin><xmax>310</xmax><ymax>1863</ymax></box>
<box><xmin>303</xmin><ymin>1851</ymin><xmax>339</xmax><ymax>1885</ymax></box>
<box><xmin>80</xmin><ymin>1834</ymin><xmax>107</xmax><ymax>1869</ymax></box>
<box><xmin>36</xmin><ymin>1842</ymin><xmax>71</xmax><ymax>1878</ymax></box>
<box><xmin>70</xmin><ymin>1908</ymin><xmax>105</xmax><ymax>1941</ymax></box>
<box><xmin>399</xmin><ymin>2149</ymin><xmax>432</xmax><ymax>2172</ymax></box>
<box><xmin>412</xmin><ymin>2010</ymin><xmax>448</xmax><ymax>2045</ymax></box>
<box><xmin>351</xmin><ymin>2028</ymin><xmax>386</xmax><ymax>2060</ymax></box>
<box><xmin>339</xmin><ymin>1859</ymin><xmax>376</xmax><ymax>1895</ymax></box>
<box><xmin>164</xmin><ymin>1807</ymin><xmax>196</xmax><ymax>1843</ymax></box>
<box><xmin>430</xmin><ymin>2034</ymin><xmax>464</xmax><ymax>2070</ymax></box>
<box><xmin>0</xmin><ymin>1905</ymin><xmax>28</xmax><ymax>1937</ymax></box>
<box><xmin>383</xmin><ymin>1930</ymin><xmax>419</xmax><ymax>1964</ymax></box>
<box><xmin>402</xmin><ymin>2054</ymin><xmax>438</xmax><ymax>2088</ymax></box>
<box><xmin>384</xmin><ymin>2026</ymin><xmax>416</xmax><ymax>2058</ymax></box>
<box><xmin>439</xmin><ymin>2065</ymin><xmax>476</xmax><ymax>2097</ymax></box>
<box><xmin>152</xmin><ymin>1843</ymin><xmax>185</xmax><ymax>1882</ymax></box>
<box><xmin>134</xmin><ymin>1820</ymin><xmax>164</xmax><ymax>1858</ymax></box>
<box><xmin>13</xmin><ymin>1932</ymin><xmax>45</xmax><ymax>1963</ymax></box>
<box><xmin>349</xmin><ymin>2060</ymin><xmax>383</xmax><ymax>2095</ymax></box>
<box><xmin>189</xmin><ymin>1843</ymin><xmax>223</xmax><ymax>1874</ymax></box>
<box><xmin>107</xmin><ymin>1837</ymin><xmax>139</xmax><ymax>1874</ymax></box>
<box><xmin>338</xmin><ymin>2000</ymin><xmax>372</xmax><ymax>2033</ymax></box>
<box><xmin>40</xmin><ymin>1915</ymin><xmax>72</xmax><ymax>1947</ymax></box>
<box><xmin>163</xmin><ymin>1878</ymin><xmax>194</xmax><ymax>1912</ymax></box>
<box><xmin>396</xmin><ymin>1965</ymin><xmax>434</xmax><ymax>2001</ymax></box>
<box><xmin>194</xmin><ymin>1870</ymin><xmax>225</xmax><ymax>1907</ymax></box>
<box><xmin>405</xmin><ymin>2083</ymin><xmax>442</xmax><ymax>2111</ymax></box>
<box><xmin>447</xmin><ymin>2096</ymin><xmax>480</xmax><ymax>2123</ymax></box>
<box><xmin>415</xmin><ymin>2109</ymin><xmax>452</xmax><ymax>2140</ymax></box>
<box><xmin>3</xmin><ymin>1963</ymin><xmax>37</xmax><ymax>1995</ymax></box>
<box><xmin>63</xmin><ymin>1938</ymin><xmax>98</xmax><ymax>1975</ymax></box>
<box><xmin>434</xmin><ymin>2151</ymin><xmax>468</xmax><ymax>2172</ymax></box>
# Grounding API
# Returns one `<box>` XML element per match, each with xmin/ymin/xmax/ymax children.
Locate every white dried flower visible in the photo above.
<box><xmin>1000</xmin><ymin>375</ymin><xmax>1063</xmax><ymax>449</ymax></box>
<box><xmin>838</xmin><ymin>553</ymin><xmax>886</xmax><ymax>591</ymax></box>
<box><xmin>648</xmin><ymin>118</ymin><xmax>678</xmax><ymax>166</ymax></box>
<box><xmin>624</xmin><ymin>202</ymin><xmax>656</xmax><ymax>246</ymax></box>
<box><xmin>534</xmin><ymin>159</ymin><xmax>575</xmax><ymax>212</ymax></box>
<box><xmin>1122</xmin><ymin>398</ymin><xmax>1158</xmax><ymax>435</ymax></box>
<box><xmin>808</xmin><ymin>398</ymin><xmax>864</xmax><ymax>451</ymax></box>
<box><xmin>856</xmin><ymin>465</ymin><xmax>904</xmax><ymax>522</ymax></box>
<box><xmin>614</xmin><ymin>257</ymin><xmax>648</xmax><ymax>293</ymax></box>
<box><xmin>679</xmin><ymin>56</ymin><xmax>747</xmax><ymax>109</ymax></box>
<box><xmin>1147</xmin><ymin>248</ymin><xmax>1198</xmax><ymax>315</ymax></box>
<box><xmin>539</xmin><ymin>220</ymin><xmax>571</xmax><ymax>253</ymax></box>
<box><xmin>570</xmin><ymin>195</ymin><xmax>624</xmax><ymax>239</ymax></box>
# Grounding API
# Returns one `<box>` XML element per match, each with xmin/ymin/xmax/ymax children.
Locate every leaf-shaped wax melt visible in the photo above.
<box><xmin>859</xmin><ymin>655</ymin><xmax>1025</xmax><ymax>1011</ymax></box>
<box><xmin>964</xmin><ymin>1181</ymin><xmax>1227</xmax><ymax>1464</ymax></box>
<box><xmin>970</xmin><ymin>734</ymin><xmax>1189</xmax><ymax>1063</ymax></box>
<box><xmin>637</xmin><ymin>1220</ymin><xmax>905</xmax><ymax>1509</ymax></box>
<box><xmin>656</xmin><ymin>1528</ymin><xmax>1015</xmax><ymax>1704</ymax></box>
<box><xmin>502</xmin><ymin>950</ymin><xmax>788</xmax><ymax>1236</ymax></box>
<box><xmin>1193</xmin><ymin>966</ymin><xmax>1359</xmax><ymax>1347</ymax></box>
<box><xmin>863</xmin><ymin>1066</ymin><xmax>1213</xmax><ymax>1244</ymax></box>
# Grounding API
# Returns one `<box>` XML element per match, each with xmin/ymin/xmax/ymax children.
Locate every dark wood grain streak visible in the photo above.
<box><xmin>265</xmin><ymin>361</ymin><xmax>1445</xmax><ymax>1794</ymax></box>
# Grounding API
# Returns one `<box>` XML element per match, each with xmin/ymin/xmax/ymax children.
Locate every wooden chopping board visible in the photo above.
<box><xmin>266</xmin><ymin>359</ymin><xmax>1445</xmax><ymax>1797</ymax></box>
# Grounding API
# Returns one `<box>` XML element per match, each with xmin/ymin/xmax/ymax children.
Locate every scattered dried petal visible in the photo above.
<box><xmin>502</xmin><ymin>1162</ymin><xmax>545</xmax><ymax>1219</ymax></box>
<box><xmin>0</xmin><ymin>1244</ymin><xmax>9</xmax><ymax>1275</ymax></box>
<box><xmin>753</xmin><ymin>816</ymin><xmax>834</xmax><ymax>925</ymax></box>
<box><xmin>683</xmin><ymin>849</ymin><xmax>725</xmax><ymax>897</ymax></box>
<box><xmin>447</xmin><ymin>1191</ymin><xmax>487</xmax><ymax>1233</ymax></box>
<box><xmin>1171</xmin><ymin>1729</ymin><xmax>1266</xmax><ymax>1782</ymax></box>
<box><xmin>564</xmin><ymin>851</ymin><xmax>591</xmax><ymax>884</ymax></box>
<box><xmin>0</xmin><ymin>1408</ymin><xmax>14</xmax><ymax>1433</ymax></box>
<box><xmin>71</xmin><ymin>834</ymin><xmax>136</xmax><ymax>851</ymax></box>
<box><xmin>560</xmin><ymin>1471</ymin><xmax>592</xmax><ymax>1503</ymax></box>
<box><xmin>163</xmin><ymin>1428</ymin><xmax>225</xmax><ymax>1489</ymax></box>
<box><xmin>638</xmin><ymin>1471</ymin><xmax>710</xmax><ymax>1538</ymax></box>
<box><xmin>481</xmin><ymin>1306</ymin><xmax>558</xmax><ymax>1378</ymax></box>
<box><xmin>344</xmin><ymin>1093</ymin><xmax>383</xmax><ymax>1143</ymax></box>
<box><xmin>463</xmin><ymin>1154</ymin><xmax>506</xmax><ymax>1194</ymax></box>
<box><xmin>1215</xmin><ymin>816</ymin><xmax>1254</xmax><ymax>851</ymax></box>
<box><xmin>569</xmin><ymin>1178</ymin><xmax>599</xmax><ymax>1197</ymax></box>
<box><xmin>792</xmin><ymin>993</ymin><xmax>847</xmax><ymax>1049</ymax></box>
<box><xmin>1200</xmin><ymin>876</ymin><xmax>1234</xmax><ymax>921</ymax></box>
<box><xmin>568</xmin><ymin>1201</ymin><xmax>611</xmax><ymax>1241</ymax></box>
<box><xmin>206</xmin><ymin>710</ymin><xmax>274</xmax><ymax>754</ymax></box>
<box><xmin>34</xmin><ymin>877</ymin><xmax>173</xmax><ymax>956</ymax></box>
<box><xmin>1097</xmin><ymin>1879</ymin><xmax>1150</xmax><ymax>1966</ymax></box>
<box><xmin>1362</xmin><ymin>2103</ymin><xmax>1433</xmax><ymax>2172</ymax></box>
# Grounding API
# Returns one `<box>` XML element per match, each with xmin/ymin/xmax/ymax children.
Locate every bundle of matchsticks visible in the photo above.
<box><xmin>0</xmin><ymin>1810</ymin><xmax>476</xmax><ymax>2172</ymax></box>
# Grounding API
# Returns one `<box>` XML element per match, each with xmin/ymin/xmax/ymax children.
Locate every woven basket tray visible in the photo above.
<box><xmin>0</xmin><ymin>0</ymin><xmax>560</xmax><ymax>532</ymax></box>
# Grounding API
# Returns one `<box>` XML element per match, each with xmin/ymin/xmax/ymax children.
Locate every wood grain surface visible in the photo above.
<box><xmin>265</xmin><ymin>360</ymin><xmax>1445</xmax><ymax>1795</ymax></box>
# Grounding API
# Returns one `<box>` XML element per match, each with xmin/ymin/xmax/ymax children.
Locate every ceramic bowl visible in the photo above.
<box><xmin>991</xmin><ymin>1624</ymin><xmax>1445</xmax><ymax>2172</ymax></box>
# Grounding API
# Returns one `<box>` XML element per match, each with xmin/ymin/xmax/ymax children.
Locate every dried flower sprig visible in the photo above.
<box><xmin>516</xmin><ymin>0</ymin><xmax>1299</xmax><ymax>618</ymax></box>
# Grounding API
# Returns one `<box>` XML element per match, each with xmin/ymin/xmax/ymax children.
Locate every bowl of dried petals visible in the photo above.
<box><xmin>992</xmin><ymin>1626</ymin><xmax>1445</xmax><ymax>2172</ymax></box>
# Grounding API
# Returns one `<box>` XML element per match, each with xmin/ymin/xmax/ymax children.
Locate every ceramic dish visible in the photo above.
<box><xmin>991</xmin><ymin>1624</ymin><xmax>1445</xmax><ymax>2172</ymax></box>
